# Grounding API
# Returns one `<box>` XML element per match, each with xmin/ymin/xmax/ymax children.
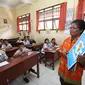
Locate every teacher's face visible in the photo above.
<box><xmin>70</xmin><ymin>23</ymin><xmax>83</xmax><ymax>37</ymax></box>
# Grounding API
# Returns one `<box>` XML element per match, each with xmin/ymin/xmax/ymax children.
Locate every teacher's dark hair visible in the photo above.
<box><xmin>71</xmin><ymin>19</ymin><xmax>85</xmax><ymax>32</ymax></box>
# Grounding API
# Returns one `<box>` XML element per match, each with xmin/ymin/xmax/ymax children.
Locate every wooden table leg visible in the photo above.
<box><xmin>37</xmin><ymin>59</ymin><xmax>39</xmax><ymax>78</ymax></box>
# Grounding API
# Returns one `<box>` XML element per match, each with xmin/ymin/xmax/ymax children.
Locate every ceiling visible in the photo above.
<box><xmin>0</xmin><ymin>0</ymin><xmax>37</xmax><ymax>9</ymax></box>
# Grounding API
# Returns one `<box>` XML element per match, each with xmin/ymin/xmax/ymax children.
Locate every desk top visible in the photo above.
<box><xmin>5</xmin><ymin>47</ymin><xmax>19</xmax><ymax>52</ymax></box>
<box><xmin>0</xmin><ymin>51</ymin><xmax>38</xmax><ymax>73</ymax></box>
<box><xmin>44</xmin><ymin>47</ymin><xmax>57</xmax><ymax>53</ymax></box>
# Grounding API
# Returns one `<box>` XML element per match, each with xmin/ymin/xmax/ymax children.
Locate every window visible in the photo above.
<box><xmin>17</xmin><ymin>13</ymin><xmax>31</xmax><ymax>32</ymax></box>
<box><xmin>84</xmin><ymin>11</ymin><xmax>85</xmax><ymax>21</ymax></box>
<box><xmin>37</xmin><ymin>5</ymin><xmax>60</xmax><ymax>30</ymax></box>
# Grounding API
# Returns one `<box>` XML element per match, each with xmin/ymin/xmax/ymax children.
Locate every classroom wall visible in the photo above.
<box><xmin>0</xmin><ymin>8</ymin><xmax>18</xmax><ymax>39</ymax></box>
<box><xmin>15</xmin><ymin>0</ymin><xmax>78</xmax><ymax>45</ymax></box>
<box><xmin>0</xmin><ymin>0</ymin><xmax>78</xmax><ymax>45</ymax></box>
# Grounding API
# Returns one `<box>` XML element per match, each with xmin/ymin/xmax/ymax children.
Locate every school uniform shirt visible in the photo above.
<box><xmin>14</xmin><ymin>47</ymin><xmax>30</xmax><ymax>55</ymax></box>
<box><xmin>17</xmin><ymin>40</ymin><xmax>23</xmax><ymax>43</ymax></box>
<box><xmin>23</xmin><ymin>40</ymin><xmax>30</xmax><ymax>46</ymax></box>
<box><xmin>49</xmin><ymin>42</ymin><xmax>58</xmax><ymax>47</ymax></box>
<box><xmin>1</xmin><ymin>43</ymin><xmax>12</xmax><ymax>49</ymax></box>
<box><xmin>0</xmin><ymin>50</ymin><xmax>8</xmax><ymax>62</ymax></box>
<box><xmin>41</xmin><ymin>43</ymin><xmax>50</xmax><ymax>54</ymax></box>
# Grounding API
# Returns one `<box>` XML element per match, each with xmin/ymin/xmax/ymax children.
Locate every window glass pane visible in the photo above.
<box><xmin>39</xmin><ymin>10</ymin><xmax>44</xmax><ymax>21</ymax></box>
<box><xmin>38</xmin><ymin>22</ymin><xmax>44</xmax><ymax>30</ymax></box>
<box><xmin>23</xmin><ymin>17</ymin><xmax>27</xmax><ymax>21</ymax></box>
<box><xmin>19</xmin><ymin>25</ymin><xmax>23</xmax><ymax>30</ymax></box>
<box><xmin>27</xmin><ymin>24</ymin><xmax>29</xmax><ymax>30</ymax></box>
<box><xmin>53</xmin><ymin>20</ymin><xmax>59</xmax><ymax>29</ymax></box>
<box><xmin>19</xmin><ymin>17</ymin><xmax>21</xmax><ymax>18</ymax></box>
<box><xmin>84</xmin><ymin>15</ymin><xmax>85</xmax><ymax>21</ymax></box>
<box><xmin>22</xmin><ymin>15</ymin><xmax>25</xmax><ymax>17</ymax></box>
<box><xmin>84</xmin><ymin>12</ymin><xmax>85</xmax><ymax>21</ymax></box>
<box><xmin>26</xmin><ymin>21</ymin><xmax>28</xmax><ymax>23</ymax></box>
<box><xmin>53</xmin><ymin>6</ymin><xmax>60</xmax><ymax>18</ymax></box>
<box><xmin>26</xmin><ymin>14</ymin><xmax>29</xmax><ymax>16</ymax></box>
<box><xmin>19</xmin><ymin>22</ymin><xmax>22</xmax><ymax>24</ymax></box>
<box><xmin>23</xmin><ymin>24</ymin><xmax>27</xmax><ymax>30</ymax></box>
<box><xmin>45</xmin><ymin>7</ymin><xmax>52</xmax><ymax>20</ymax></box>
<box><xmin>22</xmin><ymin>21</ymin><xmax>26</xmax><ymax>24</ymax></box>
<box><xmin>45</xmin><ymin>21</ymin><xmax>52</xmax><ymax>29</ymax></box>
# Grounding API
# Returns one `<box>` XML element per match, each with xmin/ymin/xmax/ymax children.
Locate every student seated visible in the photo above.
<box><xmin>41</xmin><ymin>38</ymin><xmax>51</xmax><ymax>53</ymax></box>
<box><xmin>13</xmin><ymin>43</ymin><xmax>31</xmax><ymax>57</ymax></box>
<box><xmin>0</xmin><ymin>39</ymin><xmax>3</xmax><ymax>47</ymax></box>
<box><xmin>13</xmin><ymin>43</ymin><xmax>31</xmax><ymax>83</ymax></box>
<box><xmin>0</xmin><ymin>50</ymin><xmax>8</xmax><ymax>62</ymax></box>
<box><xmin>16</xmin><ymin>37</ymin><xmax>23</xmax><ymax>43</ymax></box>
<box><xmin>50</xmin><ymin>38</ymin><xmax>58</xmax><ymax>48</ymax></box>
<box><xmin>23</xmin><ymin>36</ymin><xmax>30</xmax><ymax>46</ymax></box>
<box><xmin>1</xmin><ymin>39</ymin><xmax>12</xmax><ymax>50</ymax></box>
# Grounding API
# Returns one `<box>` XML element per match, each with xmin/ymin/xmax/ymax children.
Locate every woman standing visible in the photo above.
<box><xmin>57</xmin><ymin>19</ymin><xmax>85</xmax><ymax>85</ymax></box>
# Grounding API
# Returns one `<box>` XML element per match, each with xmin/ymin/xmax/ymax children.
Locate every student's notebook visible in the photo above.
<box><xmin>67</xmin><ymin>30</ymin><xmax>85</xmax><ymax>70</ymax></box>
<box><xmin>0</xmin><ymin>61</ymin><xmax>9</xmax><ymax>67</ymax></box>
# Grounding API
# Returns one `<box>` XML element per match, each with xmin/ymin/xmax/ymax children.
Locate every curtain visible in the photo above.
<box><xmin>76</xmin><ymin>0</ymin><xmax>85</xmax><ymax>19</ymax></box>
<box><xmin>28</xmin><ymin>14</ymin><xmax>31</xmax><ymax>32</ymax></box>
<box><xmin>17</xmin><ymin>17</ymin><xmax>20</xmax><ymax>32</ymax></box>
<box><xmin>36</xmin><ymin>11</ymin><xmax>40</xmax><ymax>32</ymax></box>
<box><xmin>58</xmin><ymin>2</ymin><xmax>67</xmax><ymax>30</ymax></box>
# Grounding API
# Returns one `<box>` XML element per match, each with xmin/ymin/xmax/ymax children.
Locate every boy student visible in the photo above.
<box><xmin>1</xmin><ymin>39</ymin><xmax>12</xmax><ymax>50</ymax></box>
<box><xmin>23</xmin><ymin>36</ymin><xmax>30</xmax><ymax>46</ymax></box>
<box><xmin>16</xmin><ymin>37</ymin><xmax>23</xmax><ymax>43</ymax></box>
<box><xmin>0</xmin><ymin>50</ymin><xmax>8</xmax><ymax>62</ymax></box>
<box><xmin>13</xmin><ymin>43</ymin><xmax>36</xmax><ymax>83</ymax></box>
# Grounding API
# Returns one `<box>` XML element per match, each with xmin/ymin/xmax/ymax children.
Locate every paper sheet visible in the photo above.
<box><xmin>0</xmin><ymin>61</ymin><xmax>9</xmax><ymax>67</ymax></box>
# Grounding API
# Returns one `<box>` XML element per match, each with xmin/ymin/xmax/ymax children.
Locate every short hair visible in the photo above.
<box><xmin>44</xmin><ymin>38</ymin><xmax>49</xmax><ymax>43</ymax></box>
<box><xmin>18</xmin><ymin>43</ymin><xmax>24</xmax><ymax>46</ymax></box>
<box><xmin>3</xmin><ymin>39</ymin><xmax>8</xmax><ymax>42</ymax></box>
<box><xmin>71</xmin><ymin>19</ymin><xmax>85</xmax><ymax>32</ymax></box>
<box><xmin>51</xmin><ymin>38</ymin><xmax>55</xmax><ymax>41</ymax></box>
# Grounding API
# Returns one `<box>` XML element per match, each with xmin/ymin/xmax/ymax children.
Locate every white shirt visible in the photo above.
<box><xmin>14</xmin><ymin>47</ymin><xmax>30</xmax><ymax>55</ymax></box>
<box><xmin>23</xmin><ymin>40</ymin><xmax>30</xmax><ymax>46</ymax></box>
<box><xmin>41</xmin><ymin>43</ymin><xmax>50</xmax><ymax>54</ymax></box>
<box><xmin>43</xmin><ymin>43</ymin><xmax>51</xmax><ymax>49</ymax></box>
<box><xmin>1</xmin><ymin>44</ymin><xmax>12</xmax><ymax>49</ymax></box>
<box><xmin>0</xmin><ymin>50</ymin><xmax>8</xmax><ymax>62</ymax></box>
<box><xmin>17</xmin><ymin>40</ymin><xmax>23</xmax><ymax>43</ymax></box>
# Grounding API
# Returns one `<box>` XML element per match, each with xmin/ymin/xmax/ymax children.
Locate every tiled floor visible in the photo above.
<box><xmin>10</xmin><ymin>60</ymin><xmax>85</xmax><ymax>85</ymax></box>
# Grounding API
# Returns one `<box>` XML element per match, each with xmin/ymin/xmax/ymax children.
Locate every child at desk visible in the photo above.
<box><xmin>13</xmin><ymin>43</ymin><xmax>35</xmax><ymax>83</ymax></box>
<box><xmin>1</xmin><ymin>39</ymin><xmax>12</xmax><ymax>50</ymax></box>
<box><xmin>16</xmin><ymin>37</ymin><xmax>23</xmax><ymax>43</ymax></box>
<box><xmin>50</xmin><ymin>38</ymin><xmax>58</xmax><ymax>47</ymax></box>
<box><xmin>23</xmin><ymin>36</ymin><xmax>30</xmax><ymax>46</ymax></box>
<box><xmin>13</xmin><ymin>43</ymin><xmax>31</xmax><ymax>57</ymax></box>
<box><xmin>0</xmin><ymin>50</ymin><xmax>8</xmax><ymax>62</ymax></box>
<box><xmin>0</xmin><ymin>39</ymin><xmax>3</xmax><ymax>47</ymax></box>
<box><xmin>49</xmin><ymin>38</ymin><xmax>58</xmax><ymax>50</ymax></box>
<box><xmin>41</xmin><ymin>38</ymin><xmax>51</xmax><ymax>53</ymax></box>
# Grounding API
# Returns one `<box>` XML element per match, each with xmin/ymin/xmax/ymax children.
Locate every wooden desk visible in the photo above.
<box><xmin>32</xmin><ymin>44</ymin><xmax>43</xmax><ymax>51</ymax></box>
<box><xmin>25</xmin><ymin>43</ymin><xmax>43</xmax><ymax>51</ymax></box>
<box><xmin>6</xmin><ymin>47</ymin><xmax>19</xmax><ymax>57</ymax></box>
<box><xmin>44</xmin><ymin>49</ymin><xmax>59</xmax><ymax>70</ymax></box>
<box><xmin>0</xmin><ymin>52</ymin><xmax>39</xmax><ymax>85</ymax></box>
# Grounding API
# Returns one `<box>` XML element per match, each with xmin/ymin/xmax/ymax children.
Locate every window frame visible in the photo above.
<box><xmin>37</xmin><ymin>4</ymin><xmax>61</xmax><ymax>31</ymax></box>
<box><xmin>17</xmin><ymin>13</ymin><xmax>30</xmax><ymax>32</ymax></box>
